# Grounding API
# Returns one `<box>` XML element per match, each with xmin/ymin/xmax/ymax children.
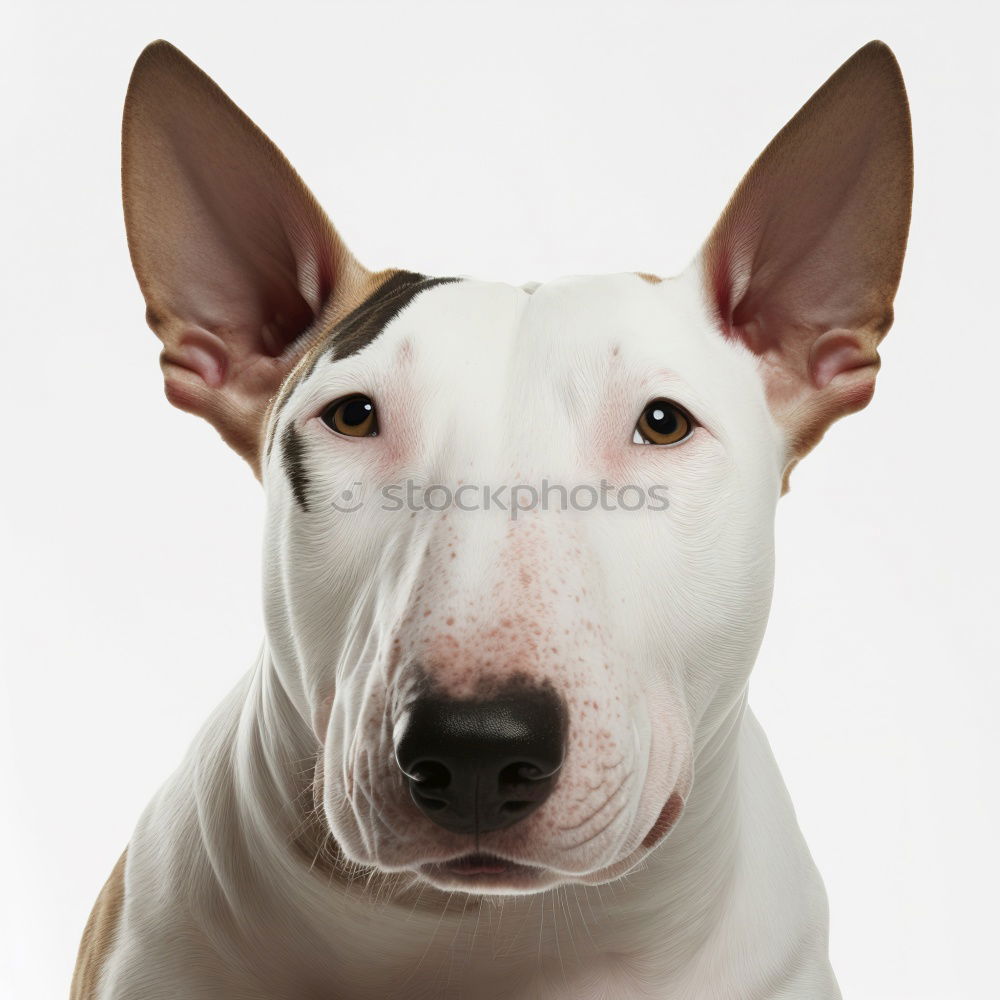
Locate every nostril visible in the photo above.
<box><xmin>408</xmin><ymin>760</ymin><xmax>451</xmax><ymax>791</ymax></box>
<box><xmin>496</xmin><ymin>760</ymin><xmax>560</xmax><ymax>822</ymax></box>
<box><xmin>497</xmin><ymin>761</ymin><xmax>561</xmax><ymax>791</ymax></box>
<box><xmin>405</xmin><ymin>760</ymin><xmax>452</xmax><ymax>812</ymax></box>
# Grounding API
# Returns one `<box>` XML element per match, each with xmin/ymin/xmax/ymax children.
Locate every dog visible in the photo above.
<box><xmin>72</xmin><ymin>39</ymin><xmax>912</xmax><ymax>999</ymax></box>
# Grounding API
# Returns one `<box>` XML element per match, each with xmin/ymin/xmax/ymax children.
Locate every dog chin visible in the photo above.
<box><xmin>416</xmin><ymin>854</ymin><xmax>559</xmax><ymax>894</ymax></box>
<box><xmin>410</xmin><ymin>845</ymin><xmax>657</xmax><ymax>895</ymax></box>
<box><xmin>412</xmin><ymin>855</ymin><xmax>638</xmax><ymax>895</ymax></box>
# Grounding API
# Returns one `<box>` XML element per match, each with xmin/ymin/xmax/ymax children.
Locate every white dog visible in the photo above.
<box><xmin>73</xmin><ymin>39</ymin><xmax>912</xmax><ymax>999</ymax></box>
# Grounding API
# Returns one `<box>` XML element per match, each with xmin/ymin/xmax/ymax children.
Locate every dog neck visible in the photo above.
<box><xmin>183</xmin><ymin>648</ymin><xmax>758</xmax><ymax>997</ymax></box>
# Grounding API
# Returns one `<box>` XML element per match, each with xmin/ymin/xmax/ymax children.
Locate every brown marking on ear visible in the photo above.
<box><xmin>636</xmin><ymin>272</ymin><xmax>663</xmax><ymax>284</ymax></box>
<box><xmin>699</xmin><ymin>41</ymin><xmax>913</xmax><ymax>486</ymax></box>
<box><xmin>70</xmin><ymin>850</ymin><xmax>127</xmax><ymax>1000</ymax></box>
<box><xmin>123</xmin><ymin>41</ymin><xmax>375</xmax><ymax>477</ymax></box>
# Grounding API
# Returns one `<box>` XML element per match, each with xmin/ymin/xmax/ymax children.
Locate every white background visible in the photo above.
<box><xmin>2</xmin><ymin>1</ymin><xmax>997</xmax><ymax>997</ymax></box>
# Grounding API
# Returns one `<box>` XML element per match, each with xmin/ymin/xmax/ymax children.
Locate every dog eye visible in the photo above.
<box><xmin>633</xmin><ymin>399</ymin><xmax>694</xmax><ymax>446</ymax></box>
<box><xmin>321</xmin><ymin>395</ymin><xmax>378</xmax><ymax>437</ymax></box>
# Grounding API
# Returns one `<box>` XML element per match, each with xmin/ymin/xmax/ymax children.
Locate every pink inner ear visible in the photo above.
<box><xmin>708</xmin><ymin>242</ymin><xmax>749</xmax><ymax>341</ymax></box>
<box><xmin>122</xmin><ymin>41</ymin><xmax>375</xmax><ymax>471</ymax></box>
<box><xmin>173</xmin><ymin>329</ymin><xmax>229</xmax><ymax>389</ymax></box>
<box><xmin>809</xmin><ymin>330</ymin><xmax>873</xmax><ymax>389</ymax></box>
<box><xmin>697</xmin><ymin>42</ymin><xmax>911</xmax><ymax>480</ymax></box>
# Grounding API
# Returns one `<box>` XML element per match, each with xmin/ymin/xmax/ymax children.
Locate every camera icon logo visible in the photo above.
<box><xmin>331</xmin><ymin>482</ymin><xmax>364</xmax><ymax>513</ymax></box>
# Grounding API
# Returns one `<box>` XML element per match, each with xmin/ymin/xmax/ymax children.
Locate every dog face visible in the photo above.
<box><xmin>122</xmin><ymin>42</ymin><xmax>910</xmax><ymax>892</ymax></box>
<box><xmin>259</xmin><ymin>269</ymin><xmax>778</xmax><ymax>889</ymax></box>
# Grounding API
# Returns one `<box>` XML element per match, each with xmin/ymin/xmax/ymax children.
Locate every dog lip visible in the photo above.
<box><xmin>641</xmin><ymin>790</ymin><xmax>686</xmax><ymax>850</ymax></box>
<box><xmin>442</xmin><ymin>852</ymin><xmax>513</xmax><ymax>876</ymax></box>
<box><xmin>418</xmin><ymin>853</ymin><xmax>547</xmax><ymax>888</ymax></box>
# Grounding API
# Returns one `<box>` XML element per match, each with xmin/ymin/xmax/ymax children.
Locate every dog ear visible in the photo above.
<box><xmin>698</xmin><ymin>40</ymin><xmax>913</xmax><ymax>489</ymax></box>
<box><xmin>123</xmin><ymin>41</ymin><xmax>375</xmax><ymax>474</ymax></box>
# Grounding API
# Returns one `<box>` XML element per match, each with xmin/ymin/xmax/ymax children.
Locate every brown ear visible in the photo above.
<box><xmin>699</xmin><ymin>40</ymin><xmax>913</xmax><ymax>488</ymax></box>
<box><xmin>123</xmin><ymin>41</ymin><xmax>374</xmax><ymax>473</ymax></box>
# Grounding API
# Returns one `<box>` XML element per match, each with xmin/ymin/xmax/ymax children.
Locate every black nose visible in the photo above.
<box><xmin>393</xmin><ymin>685</ymin><xmax>566</xmax><ymax>835</ymax></box>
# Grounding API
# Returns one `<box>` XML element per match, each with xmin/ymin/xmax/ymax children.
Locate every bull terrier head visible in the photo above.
<box><xmin>122</xmin><ymin>40</ymin><xmax>911</xmax><ymax>893</ymax></box>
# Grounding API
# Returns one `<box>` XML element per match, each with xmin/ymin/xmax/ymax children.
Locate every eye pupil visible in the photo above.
<box><xmin>647</xmin><ymin>405</ymin><xmax>678</xmax><ymax>435</ymax></box>
<box><xmin>321</xmin><ymin>394</ymin><xmax>378</xmax><ymax>437</ymax></box>
<box><xmin>341</xmin><ymin>399</ymin><xmax>372</xmax><ymax>426</ymax></box>
<box><xmin>635</xmin><ymin>399</ymin><xmax>693</xmax><ymax>446</ymax></box>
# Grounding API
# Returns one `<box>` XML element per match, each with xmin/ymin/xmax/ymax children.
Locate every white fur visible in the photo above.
<box><xmin>98</xmin><ymin>267</ymin><xmax>840</xmax><ymax>999</ymax></box>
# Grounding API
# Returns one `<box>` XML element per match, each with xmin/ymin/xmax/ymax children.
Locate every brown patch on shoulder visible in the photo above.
<box><xmin>635</xmin><ymin>271</ymin><xmax>663</xmax><ymax>284</ymax></box>
<box><xmin>71</xmin><ymin>850</ymin><xmax>127</xmax><ymax>1000</ymax></box>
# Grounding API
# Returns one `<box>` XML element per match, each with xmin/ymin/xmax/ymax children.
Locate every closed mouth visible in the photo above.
<box><xmin>420</xmin><ymin>853</ymin><xmax>545</xmax><ymax>888</ymax></box>
<box><xmin>445</xmin><ymin>852</ymin><xmax>512</xmax><ymax>875</ymax></box>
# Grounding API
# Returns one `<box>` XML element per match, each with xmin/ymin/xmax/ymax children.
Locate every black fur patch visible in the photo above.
<box><xmin>266</xmin><ymin>271</ymin><xmax>459</xmax><ymax>465</ymax></box>
<box><xmin>327</xmin><ymin>270</ymin><xmax>460</xmax><ymax>362</ymax></box>
<box><xmin>282</xmin><ymin>423</ymin><xmax>311</xmax><ymax>510</ymax></box>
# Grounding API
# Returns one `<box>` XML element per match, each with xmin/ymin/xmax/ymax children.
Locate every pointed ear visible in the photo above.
<box><xmin>697</xmin><ymin>41</ymin><xmax>913</xmax><ymax>488</ymax></box>
<box><xmin>123</xmin><ymin>41</ymin><xmax>377</xmax><ymax>474</ymax></box>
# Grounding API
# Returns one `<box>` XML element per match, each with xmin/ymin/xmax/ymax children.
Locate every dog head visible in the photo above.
<box><xmin>122</xmin><ymin>41</ymin><xmax>910</xmax><ymax>892</ymax></box>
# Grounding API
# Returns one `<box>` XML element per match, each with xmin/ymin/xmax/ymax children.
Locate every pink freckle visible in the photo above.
<box><xmin>446</xmin><ymin>617</ymin><xmax>454</xmax><ymax>626</ymax></box>
<box><xmin>423</xmin><ymin>610</ymin><xmax>431</xmax><ymax>617</ymax></box>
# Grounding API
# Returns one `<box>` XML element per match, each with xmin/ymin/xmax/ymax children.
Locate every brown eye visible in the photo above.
<box><xmin>321</xmin><ymin>395</ymin><xmax>378</xmax><ymax>437</ymax></box>
<box><xmin>634</xmin><ymin>399</ymin><xmax>694</xmax><ymax>446</ymax></box>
